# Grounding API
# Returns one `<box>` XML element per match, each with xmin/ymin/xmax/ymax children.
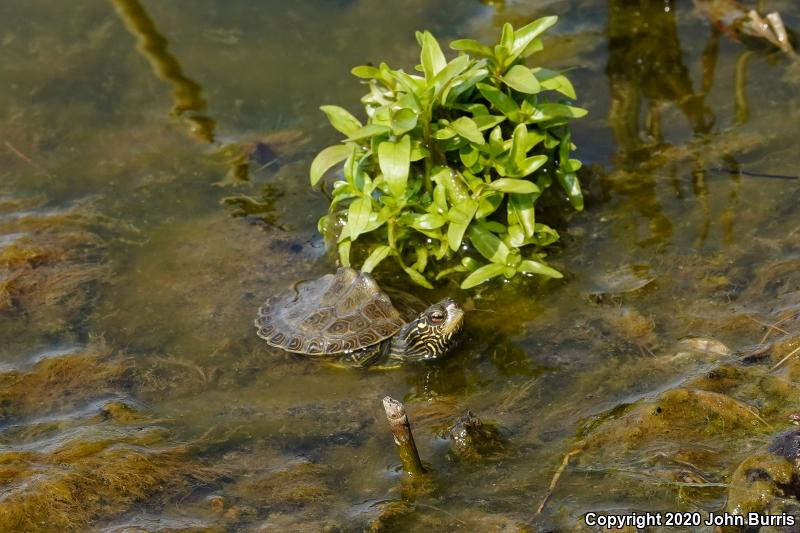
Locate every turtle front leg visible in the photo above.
<box><xmin>335</xmin><ymin>343</ymin><xmax>387</xmax><ymax>369</ymax></box>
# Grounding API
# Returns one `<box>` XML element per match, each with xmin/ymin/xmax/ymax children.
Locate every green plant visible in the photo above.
<box><xmin>310</xmin><ymin>17</ymin><xmax>586</xmax><ymax>289</ymax></box>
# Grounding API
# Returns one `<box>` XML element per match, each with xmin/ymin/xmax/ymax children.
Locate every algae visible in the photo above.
<box><xmin>0</xmin><ymin>345</ymin><xmax>132</xmax><ymax>421</ymax></box>
<box><xmin>3</xmin><ymin>0</ymin><xmax>800</xmax><ymax>530</ymax></box>
<box><xmin>0</xmin><ymin>200</ymin><xmax>111</xmax><ymax>350</ymax></box>
<box><xmin>723</xmin><ymin>429</ymin><xmax>800</xmax><ymax>529</ymax></box>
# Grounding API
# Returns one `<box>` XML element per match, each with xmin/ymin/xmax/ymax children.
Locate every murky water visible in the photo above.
<box><xmin>3</xmin><ymin>0</ymin><xmax>800</xmax><ymax>531</ymax></box>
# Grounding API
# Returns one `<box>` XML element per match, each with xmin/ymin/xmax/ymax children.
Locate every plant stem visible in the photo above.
<box><xmin>382</xmin><ymin>396</ymin><xmax>426</xmax><ymax>477</ymax></box>
<box><xmin>388</xmin><ymin>220</ymin><xmax>397</xmax><ymax>247</ymax></box>
<box><xmin>422</xmin><ymin>121</ymin><xmax>433</xmax><ymax>195</ymax></box>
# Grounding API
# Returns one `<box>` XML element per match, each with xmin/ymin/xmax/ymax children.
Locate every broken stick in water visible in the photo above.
<box><xmin>382</xmin><ymin>396</ymin><xmax>426</xmax><ymax>476</ymax></box>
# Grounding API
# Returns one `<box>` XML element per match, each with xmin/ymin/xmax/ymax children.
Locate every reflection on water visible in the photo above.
<box><xmin>608</xmin><ymin>0</ymin><xmax>714</xmax><ymax>154</ymax></box>
<box><xmin>111</xmin><ymin>0</ymin><xmax>216</xmax><ymax>143</ymax></box>
<box><xmin>2</xmin><ymin>0</ymin><xmax>800</xmax><ymax>530</ymax></box>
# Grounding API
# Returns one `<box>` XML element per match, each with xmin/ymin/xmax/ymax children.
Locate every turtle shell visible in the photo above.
<box><xmin>255</xmin><ymin>267</ymin><xmax>407</xmax><ymax>355</ymax></box>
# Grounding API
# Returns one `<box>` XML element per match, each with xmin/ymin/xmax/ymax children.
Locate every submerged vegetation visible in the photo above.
<box><xmin>311</xmin><ymin>17</ymin><xmax>586</xmax><ymax>288</ymax></box>
<box><xmin>5</xmin><ymin>0</ymin><xmax>800</xmax><ymax>529</ymax></box>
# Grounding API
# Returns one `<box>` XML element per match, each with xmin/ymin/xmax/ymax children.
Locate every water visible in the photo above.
<box><xmin>2</xmin><ymin>0</ymin><xmax>800</xmax><ymax>530</ymax></box>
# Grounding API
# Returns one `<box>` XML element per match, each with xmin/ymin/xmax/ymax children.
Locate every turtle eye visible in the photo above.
<box><xmin>430</xmin><ymin>310</ymin><xmax>445</xmax><ymax>324</ymax></box>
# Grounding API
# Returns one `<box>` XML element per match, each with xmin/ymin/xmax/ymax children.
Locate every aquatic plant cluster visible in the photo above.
<box><xmin>310</xmin><ymin>17</ymin><xmax>586</xmax><ymax>288</ymax></box>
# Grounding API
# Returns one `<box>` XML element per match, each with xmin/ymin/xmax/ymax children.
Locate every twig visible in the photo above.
<box><xmin>744</xmin><ymin>405</ymin><xmax>773</xmax><ymax>430</ymax></box>
<box><xmin>414</xmin><ymin>503</ymin><xmax>467</xmax><ymax>527</ymax></box>
<box><xmin>771</xmin><ymin>343</ymin><xmax>800</xmax><ymax>371</ymax></box>
<box><xmin>383</xmin><ymin>396</ymin><xmax>426</xmax><ymax>476</ymax></box>
<box><xmin>746</xmin><ymin>315</ymin><xmax>789</xmax><ymax>337</ymax></box>
<box><xmin>499</xmin><ymin>376</ymin><xmax>540</xmax><ymax>412</ymax></box>
<box><xmin>4</xmin><ymin>141</ymin><xmax>52</xmax><ymax>177</ymax></box>
<box><xmin>759</xmin><ymin>314</ymin><xmax>794</xmax><ymax>344</ymax></box>
<box><xmin>535</xmin><ymin>447</ymin><xmax>583</xmax><ymax>517</ymax></box>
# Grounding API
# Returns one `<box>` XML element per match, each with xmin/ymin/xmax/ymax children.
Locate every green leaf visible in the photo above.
<box><xmin>502</xmin><ymin>65</ymin><xmax>541</xmax><ymax>94</ymax></box>
<box><xmin>378</xmin><ymin>136</ymin><xmax>411</xmax><ymax>198</ymax></box>
<box><xmin>391</xmin><ymin>108</ymin><xmax>418</xmax><ymax>135</ymax></box>
<box><xmin>521</xmin><ymin>38</ymin><xmax>544</xmax><ymax>58</ymax></box>
<box><xmin>473</xmin><ymin>114</ymin><xmax>506</xmax><ymax>131</ymax></box>
<box><xmin>462</xmin><ymin>256</ymin><xmax>480</xmax><ymax>270</ymax></box>
<box><xmin>525</xmin><ymin>129</ymin><xmax>547</xmax><ymax>151</ymax></box>
<box><xmin>431</xmin><ymin>180</ymin><xmax>448</xmax><ymax>214</ymax></box>
<box><xmin>404</xmin><ymin>212</ymin><xmax>446</xmax><ymax>230</ymax></box>
<box><xmin>351</xmin><ymin>65</ymin><xmax>380</xmax><ymax>78</ymax></box>
<box><xmin>555</xmin><ymin>132</ymin><xmax>584</xmax><ymax>211</ymax></box>
<box><xmin>459</xmin><ymin>103</ymin><xmax>489</xmax><ymax>115</ymax></box>
<box><xmin>309</xmin><ymin>144</ymin><xmax>350</xmax><ymax>185</ymax></box>
<box><xmin>511</xmin><ymin>16</ymin><xmax>558</xmax><ymax>59</ymax></box>
<box><xmin>500</xmin><ymin>23</ymin><xmax>514</xmax><ymax>51</ymax></box>
<box><xmin>342</xmin><ymin>143</ymin><xmax>357</xmax><ymax>185</ymax></box>
<box><xmin>417</xmin><ymin>30</ymin><xmax>447</xmax><ymax>81</ymax></box>
<box><xmin>338</xmin><ymin>239</ymin><xmax>351</xmax><ymax>267</ymax></box>
<box><xmin>556</xmin><ymin>170</ymin><xmax>583</xmax><ymax>211</ymax></box>
<box><xmin>544</xmin><ymin>132</ymin><xmax>560</xmax><ymax>149</ymax></box>
<box><xmin>468</xmin><ymin>224</ymin><xmax>510</xmax><ymax>264</ymax></box>
<box><xmin>508</xmin><ymin>192</ymin><xmax>536</xmax><ymax>237</ymax></box>
<box><xmin>507</xmin><ymin>224</ymin><xmax>525</xmax><ymax>247</ymax></box>
<box><xmin>351</xmin><ymin>65</ymin><xmax>381</xmax><ymax>79</ymax></box>
<box><xmin>450</xmin><ymin>38</ymin><xmax>494</xmax><ymax>59</ymax></box>
<box><xmin>447</xmin><ymin>197</ymin><xmax>477</xmax><ymax>224</ymax></box>
<box><xmin>372</xmin><ymin>105</ymin><xmax>392</xmax><ymax>127</ymax></box>
<box><xmin>559</xmin><ymin>131</ymin><xmax>572</xmax><ymax>165</ymax></box>
<box><xmin>461</xmin><ymin>262</ymin><xmax>506</xmax><ymax>289</ymax></box>
<box><xmin>346</xmin><ymin>197</ymin><xmax>372</xmax><ymax>242</ymax></box>
<box><xmin>445</xmin><ymin>66</ymin><xmax>490</xmax><ymax>104</ymax></box>
<box><xmin>489</xmin><ymin>126</ymin><xmax>504</xmax><ymax>155</ymax></box>
<box><xmin>534</xmin><ymin>223</ymin><xmax>560</xmax><ymax>244</ymax></box>
<box><xmin>493</xmin><ymin>44</ymin><xmax>510</xmax><ymax>68</ymax></box>
<box><xmin>369</xmin><ymin>205</ymin><xmax>393</xmax><ymax>232</ymax></box>
<box><xmin>518</xmin><ymin>259</ymin><xmax>563</xmax><ymax>278</ymax></box>
<box><xmin>348</xmin><ymin>123</ymin><xmax>391</xmax><ymax>141</ymax></box>
<box><xmin>320</xmin><ymin>105</ymin><xmax>362</xmax><ymax>137</ymax></box>
<box><xmin>437</xmin><ymin>167</ymin><xmax>470</xmax><ymax>204</ymax></box>
<box><xmin>477</xmin><ymin>83</ymin><xmax>520</xmax><ymax>120</ymax></box>
<box><xmin>403</xmin><ymin>264</ymin><xmax>434</xmax><ymax>288</ymax></box>
<box><xmin>432</xmin><ymin>54</ymin><xmax>470</xmax><ymax>96</ymax></box>
<box><xmin>362</xmin><ymin>245</ymin><xmax>393</xmax><ymax>273</ymax></box>
<box><xmin>436</xmin><ymin>264</ymin><xmax>468</xmax><ymax>280</ymax></box>
<box><xmin>410</xmin><ymin>139</ymin><xmax>429</xmax><ymax>161</ymax></box>
<box><xmin>518</xmin><ymin>155</ymin><xmax>548</xmax><ymax>176</ymax></box>
<box><xmin>488</xmin><ymin>178</ymin><xmax>540</xmax><ymax>194</ymax></box>
<box><xmin>413</xmin><ymin>246</ymin><xmax>428</xmax><ymax>272</ymax></box>
<box><xmin>460</xmin><ymin>171</ymin><xmax>483</xmax><ymax>194</ymax></box>
<box><xmin>433</xmin><ymin>126</ymin><xmax>456</xmax><ymax>140</ymax></box>
<box><xmin>450</xmin><ymin>117</ymin><xmax>485</xmax><ymax>145</ymax></box>
<box><xmin>476</xmin><ymin>192</ymin><xmax>503</xmax><ymax>218</ymax></box>
<box><xmin>482</xmin><ymin>220</ymin><xmax>507</xmax><ymax>233</ymax></box>
<box><xmin>352</xmin><ymin>63</ymin><xmax>396</xmax><ymax>88</ymax></box>
<box><xmin>459</xmin><ymin>145</ymin><xmax>479</xmax><ymax>167</ymax></box>
<box><xmin>392</xmin><ymin>70</ymin><xmax>427</xmax><ymax>100</ymax></box>
<box><xmin>509</xmin><ymin>123</ymin><xmax>529</xmax><ymax>166</ymax></box>
<box><xmin>532</xmin><ymin>103</ymin><xmax>588</xmax><ymax>121</ymax></box>
<box><xmin>446</xmin><ymin>198</ymin><xmax>478</xmax><ymax>251</ymax></box>
<box><xmin>532</xmin><ymin>67</ymin><xmax>577</xmax><ymax>99</ymax></box>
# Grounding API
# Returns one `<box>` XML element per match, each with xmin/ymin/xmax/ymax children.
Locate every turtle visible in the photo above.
<box><xmin>255</xmin><ymin>267</ymin><xmax>464</xmax><ymax>368</ymax></box>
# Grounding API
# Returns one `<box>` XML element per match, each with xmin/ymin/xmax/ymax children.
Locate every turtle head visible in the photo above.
<box><xmin>389</xmin><ymin>298</ymin><xmax>464</xmax><ymax>363</ymax></box>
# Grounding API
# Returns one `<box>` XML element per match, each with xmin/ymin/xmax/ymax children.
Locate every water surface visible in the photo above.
<box><xmin>2</xmin><ymin>0</ymin><xmax>800</xmax><ymax>530</ymax></box>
